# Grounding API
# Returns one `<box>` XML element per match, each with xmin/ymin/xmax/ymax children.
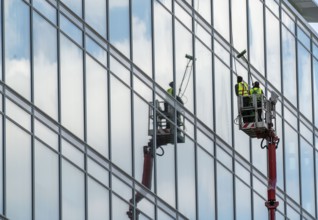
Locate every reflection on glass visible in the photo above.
<box><xmin>62</xmin><ymin>160</ymin><xmax>85</xmax><ymax>220</ymax></box>
<box><xmin>232</xmin><ymin>0</ymin><xmax>247</xmax><ymax>53</ymax></box>
<box><xmin>249</xmin><ymin>0</ymin><xmax>265</xmax><ymax>75</ymax></box>
<box><xmin>86</xmin><ymin>36</ymin><xmax>107</xmax><ymax>67</ymax></box>
<box><xmin>133</xmin><ymin>96</ymin><xmax>151</xmax><ymax>183</ymax></box>
<box><xmin>34</xmin><ymin>13</ymin><xmax>58</xmax><ymax>120</ymax></box>
<box><xmin>6</xmin><ymin>98</ymin><xmax>31</xmax><ymax>131</ymax></box>
<box><xmin>154</xmin><ymin>2</ymin><xmax>173</xmax><ymax>87</ymax></box>
<box><xmin>132</xmin><ymin>0</ymin><xmax>152</xmax><ymax>75</ymax></box>
<box><xmin>213</xmin><ymin>0</ymin><xmax>229</xmax><ymax>40</ymax></box>
<box><xmin>88</xmin><ymin>178</ymin><xmax>109</xmax><ymax>220</ymax></box>
<box><xmin>5</xmin><ymin>0</ymin><xmax>31</xmax><ymax>100</ymax></box>
<box><xmin>60</xmin><ymin>35</ymin><xmax>84</xmax><ymax>139</ymax></box>
<box><xmin>6</xmin><ymin>121</ymin><xmax>31</xmax><ymax>220</ymax></box>
<box><xmin>110</xmin><ymin>76</ymin><xmax>132</xmax><ymax>174</ymax></box>
<box><xmin>215</xmin><ymin>59</ymin><xmax>232</xmax><ymax>145</ymax></box>
<box><xmin>195</xmin><ymin>0</ymin><xmax>211</xmax><ymax>22</ymax></box>
<box><xmin>60</xmin><ymin>15</ymin><xmax>83</xmax><ymax>46</ymax></box>
<box><xmin>62</xmin><ymin>139</ymin><xmax>84</xmax><ymax>169</ymax></box>
<box><xmin>314</xmin><ymin>59</ymin><xmax>318</xmax><ymax>127</ymax></box>
<box><xmin>0</xmin><ymin>117</ymin><xmax>2</xmax><ymax>213</ymax></box>
<box><xmin>284</xmin><ymin>123</ymin><xmax>300</xmax><ymax>203</ymax></box>
<box><xmin>61</xmin><ymin>0</ymin><xmax>82</xmax><ymax>17</ymax></box>
<box><xmin>109</xmin><ymin>0</ymin><xmax>130</xmax><ymax>57</ymax></box>
<box><xmin>300</xmin><ymin>138</ymin><xmax>315</xmax><ymax>216</ymax></box>
<box><xmin>177</xmin><ymin>142</ymin><xmax>196</xmax><ymax>219</ymax></box>
<box><xmin>266</xmin><ymin>10</ymin><xmax>281</xmax><ymax>91</ymax></box>
<box><xmin>197</xmin><ymin>149</ymin><xmax>214</xmax><ymax>220</ymax></box>
<box><xmin>175</xmin><ymin>21</ymin><xmax>193</xmax><ymax>113</ymax></box>
<box><xmin>33</xmin><ymin>0</ymin><xmax>56</xmax><ymax>24</ymax></box>
<box><xmin>287</xmin><ymin>205</ymin><xmax>300</xmax><ymax>219</ymax></box>
<box><xmin>298</xmin><ymin>44</ymin><xmax>312</xmax><ymax>120</ymax></box>
<box><xmin>85</xmin><ymin>0</ymin><xmax>106</xmax><ymax>37</ymax></box>
<box><xmin>282</xmin><ymin>9</ymin><xmax>295</xmax><ymax>34</ymax></box>
<box><xmin>282</xmin><ymin>27</ymin><xmax>297</xmax><ymax>106</ymax></box>
<box><xmin>196</xmin><ymin>41</ymin><xmax>213</xmax><ymax>129</ymax></box>
<box><xmin>217</xmin><ymin>164</ymin><xmax>233</xmax><ymax>220</ymax></box>
<box><xmin>252</xmin><ymin>138</ymin><xmax>267</xmax><ymax>174</ymax></box>
<box><xmin>86</xmin><ymin>55</ymin><xmax>108</xmax><ymax>157</ymax></box>
<box><xmin>314</xmin><ymin>43</ymin><xmax>318</xmax><ymax>59</ymax></box>
<box><xmin>236</xmin><ymin>180</ymin><xmax>251</xmax><ymax>220</ymax></box>
<box><xmin>34</xmin><ymin>141</ymin><xmax>59</xmax><ymax>220</ymax></box>
<box><xmin>297</xmin><ymin>27</ymin><xmax>310</xmax><ymax>50</ymax></box>
<box><xmin>112</xmin><ymin>192</ymin><xmax>132</xmax><ymax>220</ymax></box>
<box><xmin>253</xmin><ymin>194</ymin><xmax>267</xmax><ymax>220</ymax></box>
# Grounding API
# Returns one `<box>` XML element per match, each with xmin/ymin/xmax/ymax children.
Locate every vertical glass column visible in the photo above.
<box><xmin>33</xmin><ymin>13</ymin><xmax>58</xmax><ymax>120</ymax></box>
<box><xmin>248</xmin><ymin>0</ymin><xmax>265</xmax><ymax>76</ymax></box>
<box><xmin>86</xmin><ymin>55</ymin><xmax>108</xmax><ymax>157</ymax></box>
<box><xmin>6</xmin><ymin>121</ymin><xmax>31</xmax><ymax>220</ymax></box>
<box><xmin>60</xmin><ymin>35</ymin><xmax>84</xmax><ymax>139</ymax></box>
<box><xmin>132</xmin><ymin>0</ymin><xmax>152</xmax><ymax>75</ymax></box>
<box><xmin>154</xmin><ymin>2</ymin><xmax>173</xmax><ymax>88</ymax></box>
<box><xmin>4</xmin><ymin>0</ymin><xmax>31</xmax><ymax>100</ymax></box>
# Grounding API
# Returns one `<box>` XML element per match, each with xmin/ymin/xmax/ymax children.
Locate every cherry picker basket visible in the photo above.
<box><xmin>237</xmin><ymin>92</ymin><xmax>278</xmax><ymax>139</ymax></box>
<box><xmin>148</xmin><ymin>100</ymin><xmax>185</xmax><ymax>144</ymax></box>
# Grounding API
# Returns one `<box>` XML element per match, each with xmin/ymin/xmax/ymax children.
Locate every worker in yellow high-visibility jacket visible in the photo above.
<box><xmin>250</xmin><ymin>81</ymin><xmax>263</xmax><ymax>122</ymax></box>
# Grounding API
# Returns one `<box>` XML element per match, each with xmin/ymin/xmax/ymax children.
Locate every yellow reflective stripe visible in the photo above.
<box><xmin>238</xmin><ymin>82</ymin><xmax>248</xmax><ymax>96</ymax></box>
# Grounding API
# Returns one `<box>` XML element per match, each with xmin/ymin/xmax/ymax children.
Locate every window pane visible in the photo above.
<box><xmin>217</xmin><ymin>164</ymin><xmax>233</xmax><ymax>219</ymax></box>
<box><xmin>314</xmin><ymin>59</ymin><xmax>318</xmax><ymax>127</ymax></box>
<box><xmin>61</xmin><ymin>0</ymin><xmax>82</xmax><ymax>17</ymax></box>
<box><xmin>33</xmin><ymin>0</ymin><xmax>56</xmax><ymax>24</ymax></box>
<box><xmin>300</xmin><ymin>138</ymin><xmax>315</xmax><ymax>216</ymax></box>
<box><xmin>60</xmin><ymin>35</ymin><xmax>84</xmax><ymax>138</ymax></box>
<box><xmin>249</xmin><ymin>0</ymin><xmax>265</xmax><ymax>75</ymax></box>
<box><xmin>175</xmin><ymin>21</ymin><xmax>193</xmax><ymax>113</ymax></box>
<box><xmin>34</xmin><ymin>141</ymin><xmax>59</xmax><ymax>220</ymax></box>
<box><xmin>177</xmin><ymin>141</ymin><xmax>196</xmax><ymax>219</ymax></box>
<box><xmin>282</xmin><ymin>27</ymin><xmax>297</xmax><ymax>106</ymax></box>
<box><xmin>34</xmin><ymin>13</ymin><xmax>58</xmax><ymax>120</ymax></box>
<box><xmin>195</xmin><ymin>41</ymin><xmax>213</xmax><ymax>130</ymax></box>
<box><xmin>85</xmin><ymin>0</ymin><xmax>106</xmax><ymax>37</ymax></box>
<box><xmin>213</xmin><ymin>0</ymin><xmax>229</xmax><ymax>40</ymax></box>
<box><xmin>62</xmin><ymin>160</ymin><xmax>85</xmax><ymax>220</ymax></box>
<box><xmin>232</xmin><ymin>0</ymin><xmax>247</xmax><ymax>53</ymax></box>
<box><xmin>110</xmin><ymin>76</ymin><xmax>131</xmax><ymax>174</ymax></box>
<box><xmin>5</xmin><ymin>0</ymin><xmax>31</xmax><ymax>99</ymax></box>
<box><xmin>197</xmin><ymin>148</ymin><xmax>215</xmax><ymax>220</ymax></box>
<box><xmin>284</xmin><ymin>123</ymin><xmax>300</xmax><ymax>203</ymax></box>
<box><xmin>88</xmin><ymin>178</ymin><xmax>109</xmax><ymax>220</ymax></box>
<box><xmin>60</xmin><ymin>15</ymin><xmax>82</xmax><ymax>46</ymax></box>
<box><xmin>298</xmin><ymin>44</ymin><xmax>312</xmax><ymax>120</ymax></box>
<box><xmin>6</xmin><ymin>121</ymin><xmax>31</xmax><ymax>220</ymax></box>
<box><xmin>266</xmin><ymin>9</ymin><xmax>281</xmax><ymax>91</ymax></box>
<box><xmin>236</xmin><ymin>179</ymin><xmax>251</xmax><ymax>220</ymax></box>
<box><xmin>86</xmin><ymin>55</ymin><xmax>108</xmax><ymax>157</ymax></box>
<box><xmin>109</xmin><ymin>0</ymin><xmax>130</xmax><ymax>57</ymax></box>
<box><xmin>132</xmin><ymin>0</ymin><xmax>152</xmax><ymax>75</ymax></box>
<box><xmin>154</xmin><ymin>2</ymin><xmax>173</xmax><ymax>87</ymax></box>
<box><xmin>215</xmin><ymin>59</ymin><xmax>232</xmax><ymax>144</ymax></box>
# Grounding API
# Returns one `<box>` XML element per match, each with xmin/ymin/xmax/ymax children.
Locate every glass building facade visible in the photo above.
<box><xmin>0</xmin><ymin>0</ymin><xmax>317</xmax><ymax>219</ymax></box>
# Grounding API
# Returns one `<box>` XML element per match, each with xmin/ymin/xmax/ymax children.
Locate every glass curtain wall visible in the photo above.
<box><xmin>0</xmin><ymin>0</ymin><xmax>317</xmax><ymax>220</ymax></box>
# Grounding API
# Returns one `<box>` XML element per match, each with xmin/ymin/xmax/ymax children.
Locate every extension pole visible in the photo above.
<box><xmin>265</xmin><ymin>131</ymin><xmax>279</xmax><ymax>220</ymax></box>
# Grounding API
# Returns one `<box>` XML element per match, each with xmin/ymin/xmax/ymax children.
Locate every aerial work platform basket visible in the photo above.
<box><xmin>237</xmin><ymin>92</ymin><xmax>278</xmax><ymax>139</ymax></box>
<box><xmin>148</xmin><ymin>100</ymin><xmax>185</xmax><ymax>144</ymax></box>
